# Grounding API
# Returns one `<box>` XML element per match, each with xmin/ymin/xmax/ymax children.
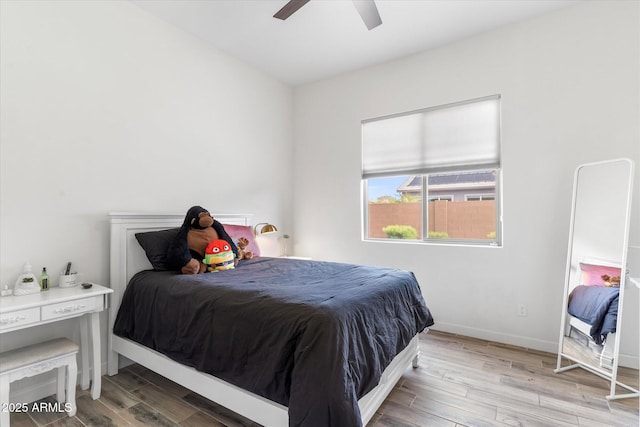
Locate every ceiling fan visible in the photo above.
<box><xmin>274</xmin><ymin>0</ymin><xmax>382</xmax><ymax>31</ymax></box>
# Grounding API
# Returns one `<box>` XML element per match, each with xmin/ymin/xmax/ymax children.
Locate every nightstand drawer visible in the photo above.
<box><xmin>42</xmin><ymin>297</ymin><xmax>97</xmax><ymax>320</ymax></box>
<box><xmin>0</xmin><ymin>307</ymin><xmax>40</xmax><ymax>330</ymax></box>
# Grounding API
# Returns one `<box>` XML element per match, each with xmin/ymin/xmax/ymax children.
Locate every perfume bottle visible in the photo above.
<box><xmin>40</xmin><ymin>267</ymin><xmax>49</xmax><ymax>291</ymax></box>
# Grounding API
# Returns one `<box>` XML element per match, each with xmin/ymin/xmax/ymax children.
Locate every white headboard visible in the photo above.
<box><xmin>108</xmin><ymin>212</ymin><xmax>251</xmax><ymax>313</ymax></box>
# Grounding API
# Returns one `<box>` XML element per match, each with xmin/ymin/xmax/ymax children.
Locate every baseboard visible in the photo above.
<box><xmin>431</xmin><ymin>322</ymin><xmax>639</xmax><ymax>369</ymax></box>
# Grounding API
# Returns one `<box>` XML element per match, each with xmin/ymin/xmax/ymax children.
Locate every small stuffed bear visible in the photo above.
<box><xmin>236</xmin><ymin>237</ymin><xmax>254</xmax><ymax>260</ymax></box>
<box><xmin>167</xmin><ymin>205</ymin><xmax>238</xmax><ymax>274</ymax></box>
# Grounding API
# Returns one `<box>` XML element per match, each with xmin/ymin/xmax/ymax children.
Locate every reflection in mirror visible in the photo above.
<box><xmin>555</xmin><ymin>158</ymin><xmax>637</xmax><ymax>400</ymax></box>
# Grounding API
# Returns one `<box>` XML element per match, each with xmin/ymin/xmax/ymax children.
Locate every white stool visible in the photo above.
<box><xmin>0</xmin><ymin>338</ymin><xmax>79</xmax><ymax>426</ymax></box>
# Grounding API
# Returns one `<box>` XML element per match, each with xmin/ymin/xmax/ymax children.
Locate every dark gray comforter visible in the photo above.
<box><xmin>113</xmin><ymin>257</ymin><xmax>433</xmax><ymax>427</ymax></box>
<box><xmin>568</xmin><ymin>285</ymin><xmax>619</xmax><ymax>345</ymax></box>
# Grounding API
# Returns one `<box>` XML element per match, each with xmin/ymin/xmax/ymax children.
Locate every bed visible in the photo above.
<box><xmin>107</xmin><ymin>213</ymin><xmax>434</xmax><ymax>427</ymax></box>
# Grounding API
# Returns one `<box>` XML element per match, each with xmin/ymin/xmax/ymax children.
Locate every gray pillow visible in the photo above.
<box><xmin>135</xmin><ymin>228</ymin><xmax>180</xmax><ymax>270</ymax></box>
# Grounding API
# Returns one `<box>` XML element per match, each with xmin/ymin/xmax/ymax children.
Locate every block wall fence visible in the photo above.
<box><xmin>368</xmin><ymin>200</ymin><xmax>496</xmax><ymax>240</ymax></box>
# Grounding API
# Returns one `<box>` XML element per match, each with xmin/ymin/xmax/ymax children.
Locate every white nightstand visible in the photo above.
<box><xmin>0</xmin><ymin>284</ymin><xmax>113</xmax><ymax>399</ymax></box>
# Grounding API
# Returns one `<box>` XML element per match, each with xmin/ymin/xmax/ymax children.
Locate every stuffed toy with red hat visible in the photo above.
<box><xmin>203</xmin><ymin>240</ymin><xmax>236</xmax><ymax>272</ymax></box>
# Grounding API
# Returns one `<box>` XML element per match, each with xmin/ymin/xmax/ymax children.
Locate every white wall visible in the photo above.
<box><xmin>0</xmin><ymin>0</ymin><xmax>293</xmax><ymax>398</ymax></box>
<box><xmin>293</xmin><ymin>1</ymin><xmax>640</xmax><ymax>365</ymax></box>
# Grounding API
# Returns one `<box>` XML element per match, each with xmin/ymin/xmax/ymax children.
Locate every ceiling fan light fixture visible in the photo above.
<box><xmin>274</xmin><ymin>0</ymin><xmax>382</xmax><ymax>30</ymax></box>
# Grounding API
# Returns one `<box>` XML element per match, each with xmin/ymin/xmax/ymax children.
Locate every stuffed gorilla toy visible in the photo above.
<box><xmin>167</xmin><ymin>205</ymin><xmax>238</xmax><ymax>274</ymax></box>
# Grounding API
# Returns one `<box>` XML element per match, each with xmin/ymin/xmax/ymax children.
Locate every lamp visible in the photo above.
<box><xmin>254</xmin><ymin>222</ymin><xmax>277</xmax><ymax>235</ymax></box>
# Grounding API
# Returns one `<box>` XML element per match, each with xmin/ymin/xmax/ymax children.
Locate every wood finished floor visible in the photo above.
<box><xmin>10</xmin><ymin>330</ymin><xmax>639</xmax><ymax>427</ymax></box>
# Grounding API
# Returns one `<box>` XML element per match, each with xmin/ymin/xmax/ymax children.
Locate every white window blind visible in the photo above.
<box><xmin>362</xmin><ymin>95</ymin><xmax>501</xmax><ymax>178</ymax></box>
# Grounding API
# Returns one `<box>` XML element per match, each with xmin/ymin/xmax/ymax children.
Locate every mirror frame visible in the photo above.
<box><xmin>555</xmin><ymin>158</ymin><xmax>637</xmax><ymax>400</ymax></box>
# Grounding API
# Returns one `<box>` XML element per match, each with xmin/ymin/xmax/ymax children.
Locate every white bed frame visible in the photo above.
<box><xmin>107</xmin><ymin>213</ymin><xmax>421</xmax><ymax>426</ymax></box>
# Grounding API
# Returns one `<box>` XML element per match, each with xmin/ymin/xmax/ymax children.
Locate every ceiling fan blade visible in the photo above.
<box><xmin>274</xmin><ymin>0</ymin><xmax>311</xmax><ymax>20</ymax></box>
<box><xmin>352</xmin><ymin>0</ymin><xmax>382</xmax><ymax>30</ymax></box>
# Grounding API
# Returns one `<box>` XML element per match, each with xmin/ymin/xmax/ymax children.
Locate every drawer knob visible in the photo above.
<box><xmin>0</xmin><ymin>315</ymin><xmax>28</xmax><ymax>325</ymax></box>
<box><xmin>54</xmin><ymin>304</ymin><xmax>86</xmax><ymax>314</ymax></box>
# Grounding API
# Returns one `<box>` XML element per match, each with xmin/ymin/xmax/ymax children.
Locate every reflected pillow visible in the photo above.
<box><xmin>222</xmin><ymin>224</ymin><xmax>261</xmax><ymax>257</ymax></box>
<box><xmin>135</xmin><ymin>228</ymin><xmax>180</xmax><ymax>270</ymax></box>
<box><xmin>580</xmin><ymin>262</ymin><xmax>621</xmax><ymax>286</ymax></box>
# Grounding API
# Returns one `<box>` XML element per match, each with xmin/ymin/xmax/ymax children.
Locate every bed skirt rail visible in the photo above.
<box><xmin>109</xmin><ymin>333</ymin><xmax>422</xmax><ymax>426</ymax></box>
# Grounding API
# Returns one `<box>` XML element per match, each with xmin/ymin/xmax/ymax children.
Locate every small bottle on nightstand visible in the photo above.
<box><xmin>40</xmin><ymin>267</ymin><xmax>49</xmax><ymax>291</ymax></box>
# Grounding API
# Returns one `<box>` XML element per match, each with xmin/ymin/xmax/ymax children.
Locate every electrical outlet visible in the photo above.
<box><xmin>517</xmin><ymin>304</ymin><xmax>528</xmax><ymax>317</ymax></box>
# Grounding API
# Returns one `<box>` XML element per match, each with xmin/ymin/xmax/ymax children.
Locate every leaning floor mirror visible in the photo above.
<box><xmin>555</xmin><ymin>158</ymin><xmax>637</xmax><ymax>400</ymax></box>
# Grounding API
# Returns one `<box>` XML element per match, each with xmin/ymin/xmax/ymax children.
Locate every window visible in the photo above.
<box><xmin>362</xmin><ymin>96</ymin><xmax>502</xmax><ymax>246</ymax></box>
<box><xmin>466</xmin><ymin>194</ymin><xmax>495</xmax><ymax>201</ymax></box>
<box><xmin>428</xmin><ymin>196</ymin><xmax>453</xmax><ymax>202</ymax></box>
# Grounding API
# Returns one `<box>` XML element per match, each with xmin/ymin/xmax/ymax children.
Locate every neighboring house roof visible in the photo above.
<box><xmin>398</xmin><ymin>170</ymin><xmax>496</xmax><ymax>193</ymax></box>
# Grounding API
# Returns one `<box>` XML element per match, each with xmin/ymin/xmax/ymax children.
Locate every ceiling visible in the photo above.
<box><xmin>131</xmin><ymin>0</ymin><xmax>579</xmax><ymax>86</ymax></box>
